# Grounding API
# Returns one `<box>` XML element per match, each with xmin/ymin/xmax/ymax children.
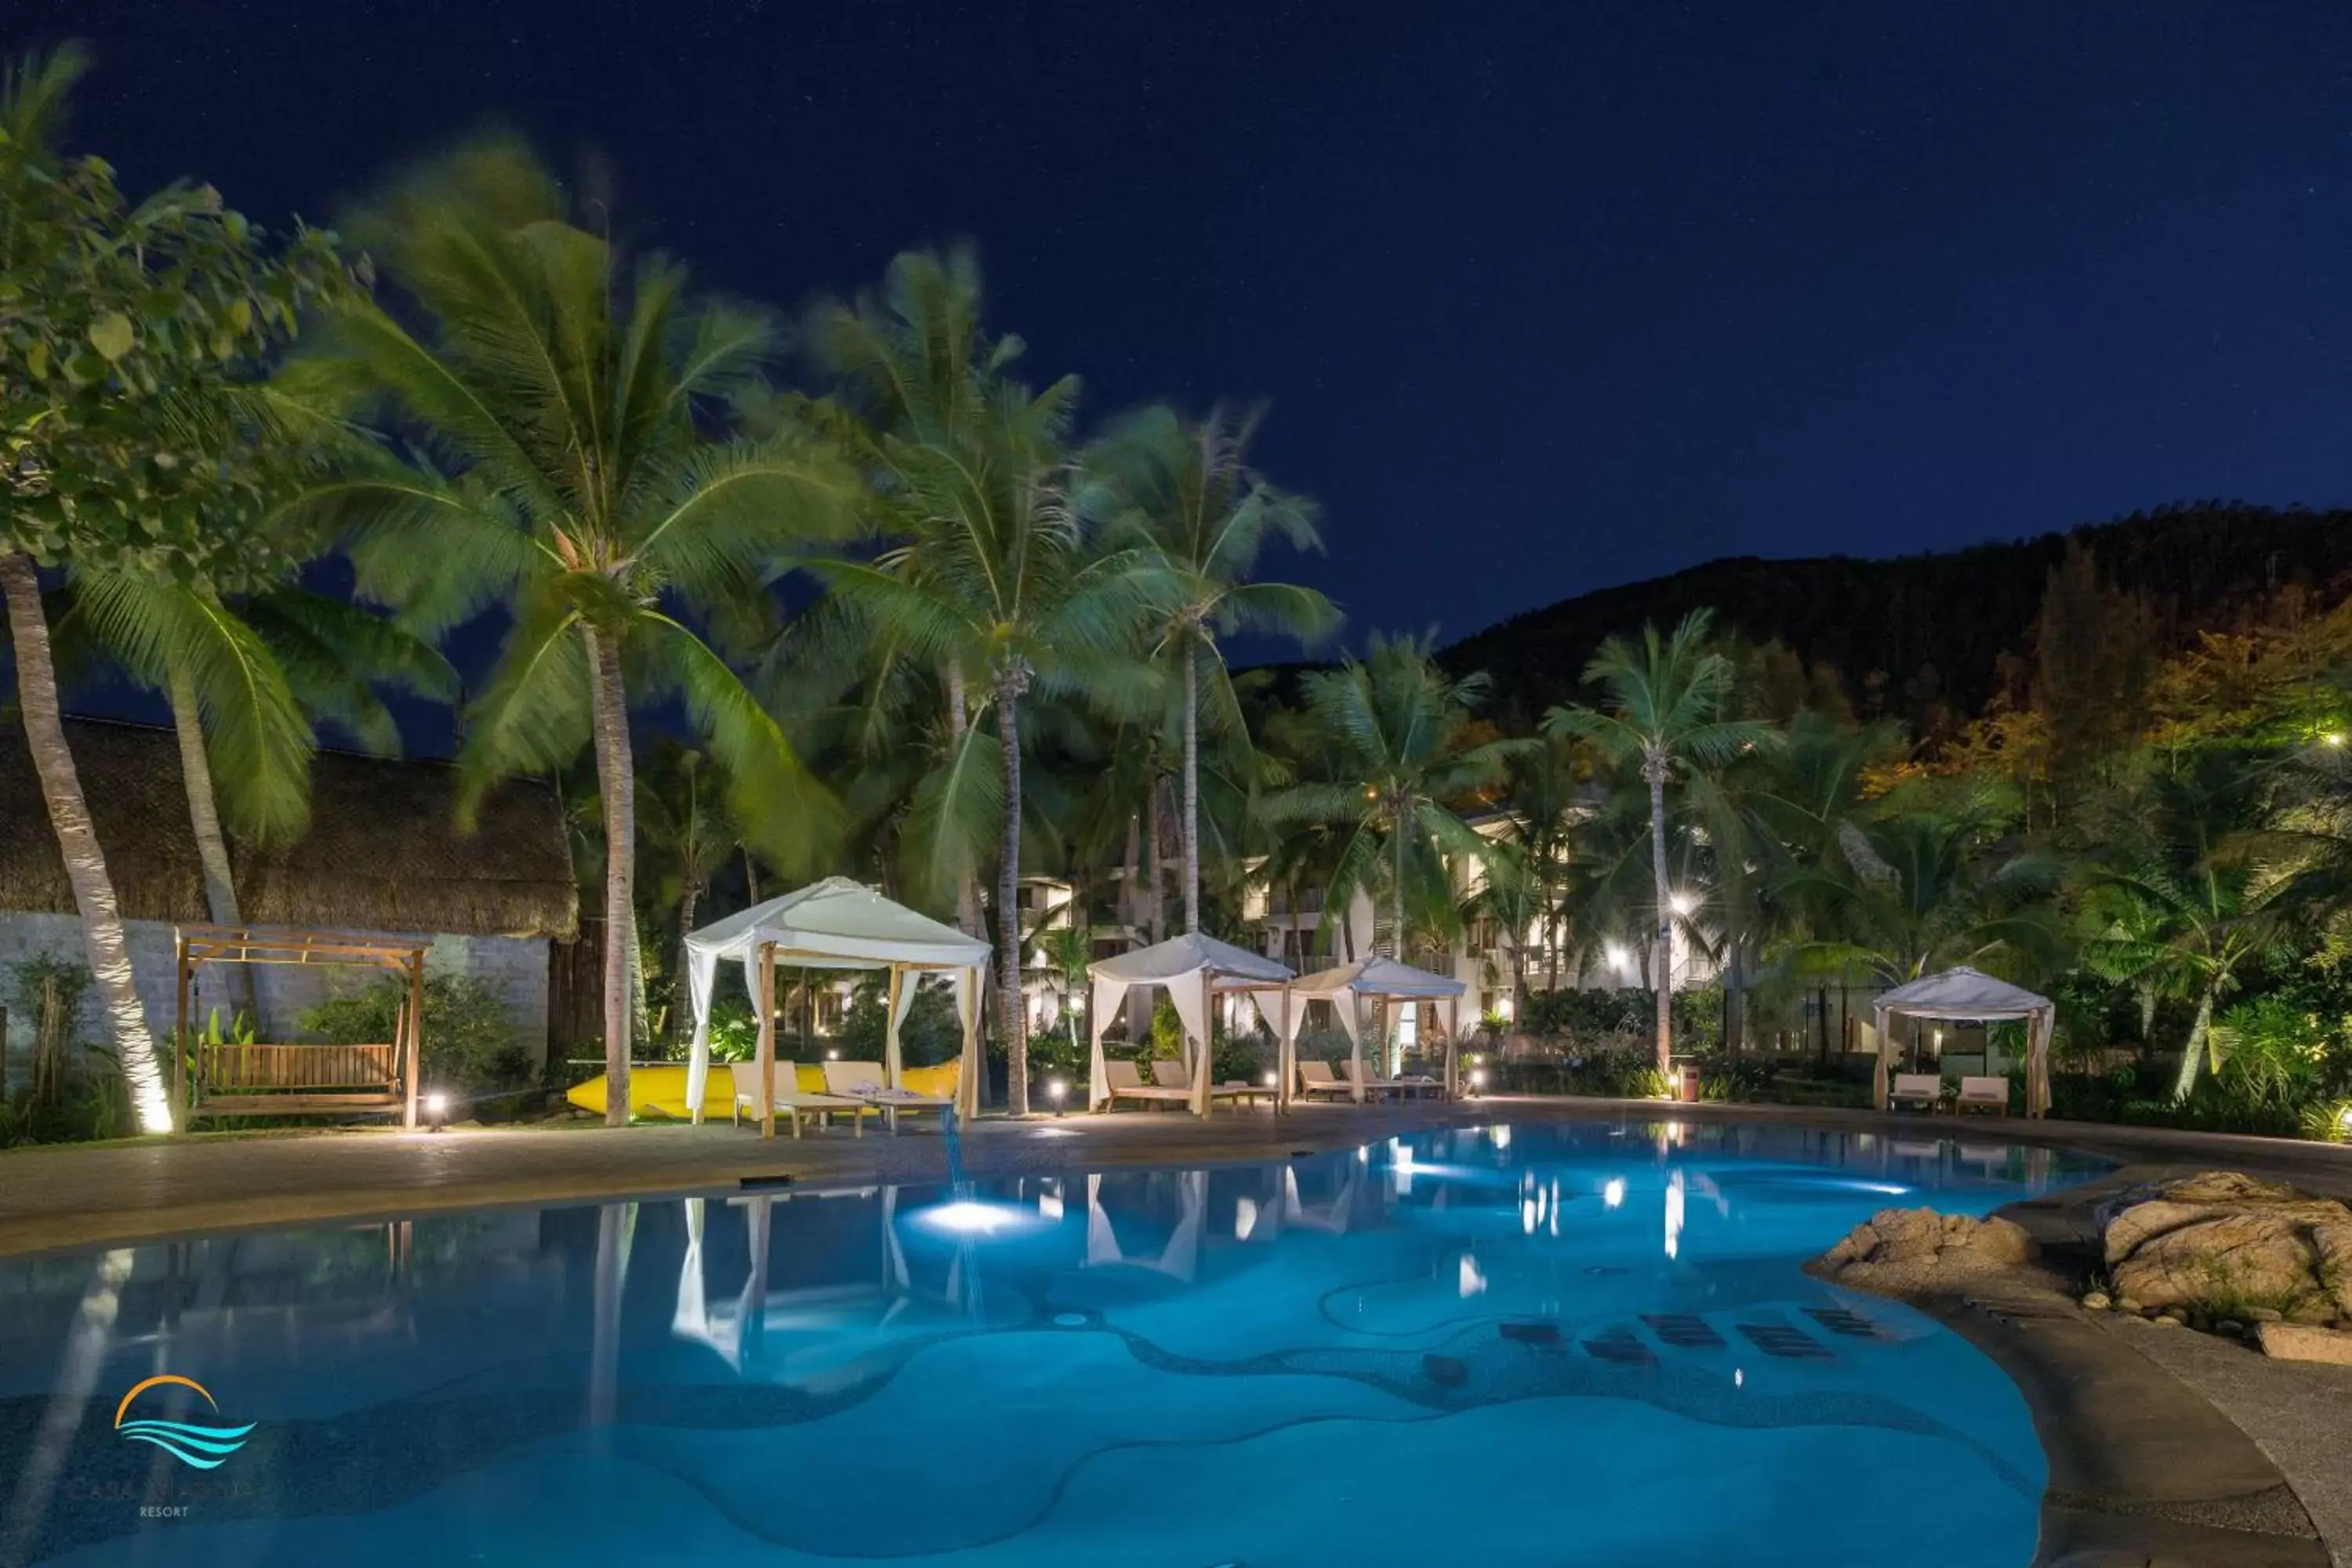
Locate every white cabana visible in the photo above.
<box><xmin>683</xmin><ymin>878</ymin><xmax>992</xmax><ymax>1136</ymax></box>
<box><xmin>1871</xmin><ymin>966</ymin><xmax>2053</xmax><ymax>1117</ymax></box>
<box><xmin>1285</xmin><ymin>956</ymin><xmax>1469</xmax><ymax>1103</ymax></box>
<box><xmin>1087</xmin><ymin>933</ymin><xmax>1294</xmax><ymax>1116</ymax></box>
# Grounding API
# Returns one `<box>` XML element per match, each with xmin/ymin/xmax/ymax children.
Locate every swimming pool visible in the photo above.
<box><xmin>0</xmin><ymin>1120</ymin><xmax>2103</xmax><ymax>1566</ymax></box>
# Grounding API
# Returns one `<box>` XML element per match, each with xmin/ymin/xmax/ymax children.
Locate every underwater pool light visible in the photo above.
<box><xmin>919</xmin><ymin>1200</ymin><xmax>1023</xmax><ymax>1235</ymax></box>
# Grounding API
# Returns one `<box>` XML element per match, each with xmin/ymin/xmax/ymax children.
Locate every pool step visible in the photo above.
<box><xmin>1736</xmin><ymin>1322</ymin><xmax>1836</xmax><ymax>1360</ymax></box>
<box><xmin>1802</xmin><ymin>1306</ymin><xmax>1890</xmax><ymax>1340</ymax></box>
<box><xmin>1640</xmin><ymin>1312</ymin><xmax>1727</xmax><ymax>1349</ymax></box>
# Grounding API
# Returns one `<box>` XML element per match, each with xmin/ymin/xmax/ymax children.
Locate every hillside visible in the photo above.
<box><xmin>1439</xmin><ymin>503</ymin><xmax>2352</xmax><ymax>730</ymax></box>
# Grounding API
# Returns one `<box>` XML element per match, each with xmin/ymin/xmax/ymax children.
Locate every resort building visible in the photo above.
<box><xmin>0</xmin><ymin>719</ymin><xmax>578</xmax><ymax>1077</ymax></box>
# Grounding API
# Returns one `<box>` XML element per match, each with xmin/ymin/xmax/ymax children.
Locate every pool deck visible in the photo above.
<box><xmin>5</xmin><ymin>1094</ymin><xmax>2352</xmax><ymax>1567</ymax></box>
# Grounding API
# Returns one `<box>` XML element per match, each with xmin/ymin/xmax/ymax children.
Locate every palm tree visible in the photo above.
<box><xmin>59</xmin><ymin>572</ymin><xmax>454</xmax><ymax>1025</ymax></box>
<box><xmin>1083</xmin><ymin>402</ymin><xmax>1337</xmax><ymax>934</ymax></box>
<box><xmin>1546</xmin><ymin>610</ymin><xmax>1777</xmax><ymax>1074</ymax></box>
<box><xmin>636</xmin><ymin>743</ymin><xmax>739</xmax><ymax>1043</ymax></box>
<box><xmin>1262</xmin><ymin>633</ymin><xmax>1526</xmax><ymax>970</ymax></box>
<box><xmin>2077</xmin><ymin>758</ymin><xmax>2288</xmax><ymax>1099</ymax></box>
<box><xmin>816</xmin><ymin>330</ymin><xmax>1166</xmax><ymax>1116</ymax></box>
<box><xmin>290</xmin><ymin>139</ymin><xmax>858</xmax><ymax>1123</ymax></box>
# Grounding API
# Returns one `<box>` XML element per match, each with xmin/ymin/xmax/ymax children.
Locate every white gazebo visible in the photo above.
<box><xmin>1087</xmin><ymin>933</ymin><xmax>1294</xmax><ymax>1116</ymax></box>
<box><xmin>1288</xmin><ymin>956</ymin><xmax>1469</xmax><ymax>1103</ymax></box>
<box><xmin>1871</xmin><ymin>966</ymin><xmax>2053</xmax><ymax>1117</ymax></box>
<box><xmin>683</xmin><ymin>878</ymin><xmax>993</xmax><ymax>1136</ymax></box>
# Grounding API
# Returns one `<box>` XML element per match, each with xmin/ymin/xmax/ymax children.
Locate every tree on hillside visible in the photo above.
<box><xmin>286</xmin><ymin>137</ymin><xmax>858</xmax><ymax>1124</ymax></box>
<box><xmin>1546</xmin><ymin>610</ymin><xmax>1777</xmax><ymax>1074</ymax></box>
<box><xmin>2</xmin><ymin>43</ymin><xmax>347</xmax><ymax>1132</ymax></box>
<box><xmin>1083</xmin><ymin>401</ymin><xmax>1336</xmax><ymax>935</ymax></box>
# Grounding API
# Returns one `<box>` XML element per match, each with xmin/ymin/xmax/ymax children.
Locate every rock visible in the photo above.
<box><xmin>2216</xmin><ymin>1319</ymin><xmax>2247</xmax><ymax>1338</ymax></box>
<box><xmin>2110</xmin><ymin>1212</ymin><xmax>2322</xmax><ymax>1313</ymax></box>
<box><xmin>2249</xmin><ymin>1306</ymin><xmax>2284</xmax><ymax>1323</ymax></box>
<box><xmin>2256</xmin><ymin>1322</ymin><xmax>2352</xmax><ymax>1365</ymax></box>
<box><xmin>2115</xmin><ymin>1296</ymin><xmax>2143</xmax><ymax>1313</ymax></box>
<box><xmin>2103</xmin><ymin>1193</ymin><xmax>2352</xmax><ymax>1267</ymax></box>
<box><xmin>2080</xmin><ymin>1290</ymin><xmax>2111</xmax><ymax>1311</ymax></box>
<box><xmin>1810</xmin><ymin>1207</ymin><xmax>2042</xmax><ymax>1290</ymax></box>
<box><xmin>2151</xmin><ymin>1313</ymin><xmax>2183</xmax><ymax>1328</ymax></box>
<box><xmin>2164</xmin><ymin>1171</ymin><xmax>2304</xmax><ymax>1205</ymax></box>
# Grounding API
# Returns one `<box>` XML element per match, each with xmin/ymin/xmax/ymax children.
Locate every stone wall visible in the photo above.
<box><xmin>0</xmin><ymin>913</ymin><xmax>550</xmax><ymax>1092</ymax></box>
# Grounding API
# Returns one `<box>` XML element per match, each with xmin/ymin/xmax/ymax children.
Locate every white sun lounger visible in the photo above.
<box><xmin>1295</xmin><ymin>1062</ymin><xmax>1356</xmax><ymax>1102</ymax></box>
<box><xmin>1105</xmin><ymin>1058</ymin><xmax>1194</xmax><ymax>1109</ymax></box>
<box><xmin>822</xmin><ymin>1061</ymin><xmax>953</xmax><ymax>1134</ymax></box>
<box><xmin>1889</xmin><ymin>1073</ymin><xmax>1942</xmax><ymax>1112</ymax></box>
<box><xmin>1149</xmin><ymin>1059</ymin><xmax>1262</xmax><ymax>1103</ymax></box>
<box><xmin>1346</xmin><ymin>1059</ymin><xmax>1443</xmax><ymax>1100</ymax></box>
<box><xmin>728</xmin><ymin>1060</ymin><xmax>876</xmax><ymax>1138</ymax></box>
<box><xmin>1956</xmin><ymin>1075</ymin><xmax>2009</xmax><ymax>1114</ymax></box>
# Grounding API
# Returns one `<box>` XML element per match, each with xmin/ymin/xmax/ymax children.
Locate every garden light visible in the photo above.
<box><xmin>1048</xmin><ymin>1077</ymin><xmax>1067</xmax><ymax>1116</ymax></box>
<box><xmin>424</xmin><ymin>1091</ymin><xmax>448</xmax><ymax>1132</ymax></box>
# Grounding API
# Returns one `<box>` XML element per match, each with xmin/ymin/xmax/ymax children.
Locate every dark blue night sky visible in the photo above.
<box><xmin>26</xmin><ymin>2</ymin><xmax>2352</xmax><ymax>652</ymax></box>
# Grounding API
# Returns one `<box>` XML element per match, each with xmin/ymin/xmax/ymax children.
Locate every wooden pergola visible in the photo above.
<box><xmin>175</xmin><ymin>924</ymin><xmax>426</xmax><ymax>1128</ymax></box>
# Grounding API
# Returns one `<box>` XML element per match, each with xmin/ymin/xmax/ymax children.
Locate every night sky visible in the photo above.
<box><xmin>25</xmin><ymin>2</ymin><xmax>2352</xmax><ymax>657</ymax></box>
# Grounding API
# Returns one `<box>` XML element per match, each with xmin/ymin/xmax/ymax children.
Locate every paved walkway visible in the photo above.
<box><xmin>5</xmin><ymin>1094</ymin><xmax>2350</xmax><ymax>1260</ymax></box>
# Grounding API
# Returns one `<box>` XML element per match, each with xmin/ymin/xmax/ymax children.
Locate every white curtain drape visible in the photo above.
<box><xmin>1249</xmin><ymin>988</ymin><xmax>1302</xmax><ymax>1109</ymax></box>
<box><xmin>1088</xmin><ymin>977</ymin><xmax>1131</xmax><ymax>1109</ymax></box>
<box><xmin>953</xmin><ymin>966</ymin><xmax>984</xmax><ymax>1118</ymax></box>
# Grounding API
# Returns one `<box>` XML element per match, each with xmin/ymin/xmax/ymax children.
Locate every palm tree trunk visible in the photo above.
<box><xmin>1390</xmin><ymin>810</ymin><xmax>1406</xmax><ymax>960</ymax></box>
<box><xmin>1646</xmin><ymin>763</ymin><xmax>1674</xmax><ymax>1077</ymax></box>
<box><xmin>1</xmin><ymin>551</ymin><xmax>173</xmax><ymax>1134</ymax></box>
<box><xmin>165</xmin><ymin>662</ymin><xmax>260</xmax><ymax>1033</ymax></box>
<box><xmin>947</xmin><ymin>666</ymin><xmax>982</xmax><ymax>936</ymax></box>
<box><xmin>2173</xmin><ymin>983</ymin><xmax>2217</xmax><ymax>1101</ymax></box>
<box><xmin>671</xmin><ymin>884</ymin><xmax>700</xmax><ymax>1046</ymax></box>
<box><xmin>1145</xmin><ymin>775</ymin><xmax>1167</xmax><ymax>943</ymax></box>
<box><xmin>584</xmin><ymin>626</ymin><xmax>636</xmax><ymax>1128</ymax></box>
<box><xmin>1182</xmin><ymin>644</ymin><xmax>1200</xmax><ymax>935</ymax></box>
<box><xmin>997</xmin><ymin>673</ymin><xmax>1029</xmax><ymax>1115</ymax></box>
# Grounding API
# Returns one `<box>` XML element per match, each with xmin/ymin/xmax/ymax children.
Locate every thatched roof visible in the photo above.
<box><xmin>0</xmin><ymin>719</ymin><xmax>577</xmax><ymax>939</ymax></box>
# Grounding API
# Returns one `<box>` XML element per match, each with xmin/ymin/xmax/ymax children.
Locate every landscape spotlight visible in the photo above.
<box><xmin>1048</xmin><ymin>1078</ymin><xmax>1067</xmax><ymax>1117</ymax></box>
<box><xmin>424</xmin><ymin>1091</ymin><xmax>448</xmax><ymax>1132</ymax></box>
<box><xmin>1468</xmin><ymin>1067</ymin><xmax>1488</xmax><ymax>1098</ymax></box>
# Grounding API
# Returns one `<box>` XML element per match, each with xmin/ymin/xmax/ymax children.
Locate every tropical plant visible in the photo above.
<box><xmin>286</xmin><ymin>136</ymin><xmax>858</xmax><ymax>1123</ymax></box>
<box><xmin>302</xmin><ymin>973</ymin><xmax>528</xmax><ymax>1096</ymax></box>
<box><xmin>635</xmin><ymin>743</ymin><xmax>738</xmax><ymax>1040</ymax></box>
<box><xmin>1084</xmin><ymin>401</ymin><xmax>1336</xmax><ymax>933</ymax></box>
<box><xmin>1546</xmin><ymin>610</ymin><xmax>1778</xmax><ymax>1073</ymax></box>
<box><xmin>2</xmin><ymin>42</ymin><xmax>347</xmax><ymax>1132</ymax></box>
<box><xmin>811</xmin><ymin>250</ymin><xmax>1167</xmax><ymax>1114</ymax></box>
<box><xmin>1261</xmin><ymin>632</ymin><xmax>1526</xmax><ymax>967</ymax></box>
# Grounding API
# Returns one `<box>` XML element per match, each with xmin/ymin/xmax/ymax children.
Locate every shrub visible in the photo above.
<box><xmin>301</xmin><ymin>974</ymin><xmax>529</xmax><ymax>1094</ymax></box>
<box><xmin>833</xmin><ymin>978</ymin><xmax>964</xmax><ymax>1068</ymax></box>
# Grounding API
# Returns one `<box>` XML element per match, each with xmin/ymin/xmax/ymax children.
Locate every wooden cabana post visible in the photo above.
<box><xmin>174</xmin><ymin>923</ymin><xmax>434</xmax><ymax>1128</ymax></box>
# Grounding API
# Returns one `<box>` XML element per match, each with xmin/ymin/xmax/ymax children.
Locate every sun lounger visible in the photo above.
<box><xmin>728</xmin><ymin>1061</ymin><xmax>876</xmax><ymax>1138</ymax></box>
<box><xmin>1147</xmin><ymin>1058</ymin><xmax>1269</xmax><ymax>1105</ymax></box>
<box><xmin>1104</xmin><ymin>1058</ymin><xmax>1194</xmax><ymax>1110</ymax></box>
<box><xmin>1349</xmin><ymin>1060</ymin><xmax>1443</xmax><ymax>1100</ymax></box>
<box><xmin>1956</xmin><ymin>1075</ymin><xmax>2009</xmax><ymax>1114</ymax></box>
<box><xmin>1889</xmin><ymin>1073</ymin><xmax>1943</xmax><ymax>1112</ymax></box>
<box><xmin>1295</xmin><ymin>1061</ymin><xmax>1356</xmax><ymax>1101</ymax></box>
<box><xmin>822</xmin><ymin>1061</ymin><xmax>954</xmax><ymax>1133</ymax></box>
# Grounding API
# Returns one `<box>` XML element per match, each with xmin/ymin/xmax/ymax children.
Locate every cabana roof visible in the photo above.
<box><xmin>1874</xmin><ymin>966</ymin><xmax>2049</xmax><ymax>1019</ymax></box>
<box><xmin>1088</xmin><ymin>931</ymin><xmax>1293</xmax><ymax>989</ymax></box>
<box><xmin>1294</xmin><ymin>955</ymin><xmax>1465</xmax><ymax>999</ymax></box>
<box><xmin>684</xmin><ymin>877</ymin><xmax>990</xmax><ymax>969</ymax></box>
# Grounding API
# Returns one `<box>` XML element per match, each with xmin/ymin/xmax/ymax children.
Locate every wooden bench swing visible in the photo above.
<box><xmin>174</xmin><ymin>924</ymin><xmax>425</xmax><ymax>1128</ymax></box>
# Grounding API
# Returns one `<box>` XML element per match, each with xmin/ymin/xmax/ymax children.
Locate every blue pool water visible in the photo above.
<box><xmin>0</xmin><ymin>1120</ymin><xmax>2103</xmax><ymax>1566</ymax></box>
